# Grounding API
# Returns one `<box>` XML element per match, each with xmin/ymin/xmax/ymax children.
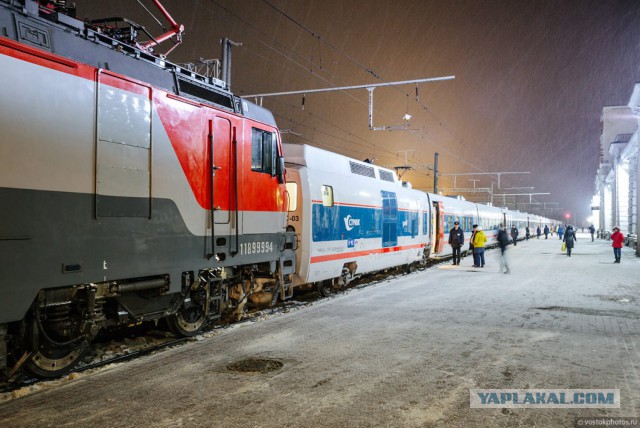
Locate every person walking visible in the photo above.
<box><xmin>588</xmin><ymin>224</ymin><xmax>596</xmax><ymax>242</ymax></box>
<box><xmin>543</xmin><ymin>225</ymin><xmax>550</xmax><ymax>239</ymax></box>
<box><xmin>510</xmin><ymin>225</ymin><xmax>519</xmax><ymax>246</ymax></box>
<box><xmin>536</xmin><ymin>226</ymin><xmax>541</xmax><ymax>239</ymax></box>
<box><xmin>472</xmin><ymin>226</ymin><xmax>487</xmax><ymax>268</ymax></box>
<box><xmin>563</xmin><ymin>225</ymin><xmax>577</xmax><ymax>257</ymax></box>
<box><xmin>448</xmin><ymin>221</ymin><xmax>464</xmax><ymax>265</ymax></box>
<box><xmin>525</xmin><ymin>226</ymin><xmax>530</xmax><ymax>240</ymax></box>
<box><xmin>497</xmin><ymin>226</ymin><xmax>511</xmax><ymax>274</ymax></box>
<box><xmin>557</xmin><ymin>224</ymin><xmax>564</xmax><ymax>241</ymax></box>
<box><xmin>611</xmin><ymin>226</ymin><xmax>624</xmax><ymax>263</ymax></box>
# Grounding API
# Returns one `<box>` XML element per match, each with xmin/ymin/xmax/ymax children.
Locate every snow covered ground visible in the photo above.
<box><xmin>1</xmin><ymin>233</ymin><xmax>638</xmax><ymax>427</ymax></box>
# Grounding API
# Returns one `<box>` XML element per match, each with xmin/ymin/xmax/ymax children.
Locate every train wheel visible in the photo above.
<box><xmin>317</xmin><ymin>280</ymin><xmax>333</xmax><ymax>298</ymax></box>
<box><xmin>25</xmin><ymin>323</ymin><xmax>88</xmax><ymax>378</ymax></box>
<box><xmin>167</xmin><ymin>302</ymin><xmax>208</xmax><ymax>337</ymax></box>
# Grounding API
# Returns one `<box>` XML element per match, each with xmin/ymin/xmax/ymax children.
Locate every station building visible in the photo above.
<box><xmin>593</xmin><ymin>85</ymin><xmax>640</xmax><ymax>256</ymax></box>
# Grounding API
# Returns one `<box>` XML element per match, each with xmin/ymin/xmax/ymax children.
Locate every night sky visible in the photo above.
<box><xmin>76</xmin><ymin>0</ymin><xmax>640</xmax><ymax>223</ymax></box>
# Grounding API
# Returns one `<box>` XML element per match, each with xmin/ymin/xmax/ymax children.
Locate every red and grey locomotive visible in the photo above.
<box><xmin>0</xmin><ymin>0</ymin><xmax>295</xmax><ymax>378</ymax></box>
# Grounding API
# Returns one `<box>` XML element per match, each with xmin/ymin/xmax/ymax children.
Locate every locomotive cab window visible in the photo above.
<box><xmin>251</xmin><ymin>128</ymin><xmax>277</xmax><ymax>175</ymax></box>
<box><xmin>321</xmin><ymin>185</ymin><xmax>334</xmax><ymax>207</ymax></box>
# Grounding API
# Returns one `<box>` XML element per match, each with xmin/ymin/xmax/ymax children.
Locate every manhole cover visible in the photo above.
<box><xmin>227</xmin><ymin>358</ymin><xmax>284</xmax><ymax>373</ymax></box>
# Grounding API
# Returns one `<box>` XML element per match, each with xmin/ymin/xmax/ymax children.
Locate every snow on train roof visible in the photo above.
<box><xmin>283</xmin><ymin>143</ymin><xmax>402</xmax><ymax>185</ymax></box>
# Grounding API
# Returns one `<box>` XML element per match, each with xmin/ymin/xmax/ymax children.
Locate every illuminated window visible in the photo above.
<box><xmin>286</xmin><ymin>182</ymin><xmax>298</xmax><ymax>212</ymax></box>
<box><xmin>322</xmin><ymin>185</ymin><xmax>334</xmax><ymax>207</ymax></box>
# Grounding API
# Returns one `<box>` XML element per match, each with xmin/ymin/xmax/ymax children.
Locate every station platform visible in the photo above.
<box><xmin>1</xmin><ymin>233</ymin><xmax>639</xmax><ymax>427</ymax></box>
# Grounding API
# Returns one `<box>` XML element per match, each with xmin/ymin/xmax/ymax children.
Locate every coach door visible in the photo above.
<box><xmin>381</xmin><ymin>191</ymin><xmax>398</xmax><ymax>248</ymax></box>
<box><xmin>431</xmin><ymin>201</ymin><xmax>445</xmax><ymax>253</ymax></box>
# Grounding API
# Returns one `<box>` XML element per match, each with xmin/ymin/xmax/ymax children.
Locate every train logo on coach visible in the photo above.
<box><xmin>344</xmin><ymin>215</ymin><xmax>361</xmax><ymax>231</ymax></box>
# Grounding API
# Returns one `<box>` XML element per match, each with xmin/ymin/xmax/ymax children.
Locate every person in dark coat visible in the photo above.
<box><xmin>468</xmin><ymin>224</ymin><xmax>478</xmax><ymax>264</ymax></box>
<box><xmin>497</xmin><ymin>227</ymin><xmax>511</xmax><ymax>274</ymax></box>
<box><xmin>510</xmin><ymin>225</ymin><xmax>519</xmax><ymax>246</ymax></box>
<box><xmin>448</xmin><ymin>221</ymin><xmax>464</xmax><ymax>265</ymax></box>
<box><xmin>588</xmin><ymin>224</ymin><xmax>596</xmax><ymax>242</ymax></box>
<box><xmin>563</xmin><ymin>225</ymin><xmax>577</xmax><ymax>257</ymax></box>
<box><xmin>557</xmin><ymin>224</ymin><xmax>564</xmax><ymax>241</ymax></box>
<box><xmin>536</xmin><ymin>226</ymin><xmax>541</xmax><ymax>239</ymax></box>
<box><xmin>525</xmin><ymin>226</ymin><xmax>530</xmax><ymax>240</ymax></box>
<box><xmin>543</xmin><ymin>225</ymin><xmax>549</xmax><ymax>239</ymax></box>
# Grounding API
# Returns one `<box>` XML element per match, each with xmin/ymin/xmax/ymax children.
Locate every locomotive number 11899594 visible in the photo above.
<box><xmin>240</xmin><ymin>241</ymin><xmax>274</xmax><ymax>255</ymax></box>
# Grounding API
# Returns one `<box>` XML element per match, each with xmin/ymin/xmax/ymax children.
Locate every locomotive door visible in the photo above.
<box><xmin>210</xmin><ymin>117</ymin><xmax>232</xmax><ymax>225</ymax></box>
<box><xmin>206</xmin><ymin>116</ymin><xmax>234</xmax><ymax>257</ymax></box>
<box><xmin>431</xmin><ymin>201</ymin><xmax>445</xmax><ymax>253</ymax></box>
<box><xmin>381</xmin><ymin>191</ymin><xmax>398</xmax><ymax>248</ymax></box>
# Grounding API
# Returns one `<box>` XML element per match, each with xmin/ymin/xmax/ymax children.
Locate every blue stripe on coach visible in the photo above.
<box><xmin>311</xmin><ymin>204</ymin><xmax>419</xmax><ymax>242</ymax></box>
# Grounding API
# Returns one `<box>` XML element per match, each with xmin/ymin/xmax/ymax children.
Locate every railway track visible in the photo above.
<box><xmin>0</xmin><ymin>258</ymin><xmax>450</xmax><ymax>396</ymax></box>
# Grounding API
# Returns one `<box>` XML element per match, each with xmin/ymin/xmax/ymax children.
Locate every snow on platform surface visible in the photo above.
<box><xmin>1</xmin><ymin>233</ymin><xmax>639</xmax><ymax>427</ymax></box>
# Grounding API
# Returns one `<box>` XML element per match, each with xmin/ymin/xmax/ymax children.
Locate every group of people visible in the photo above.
<box><xmin>447</xmin><ymin>221</ymin><xmax>626</xmax><ymax>270</ymax></box>
<box><xmin>447</xmin><ymin>221</ymin><xmax>486</xmax><ymax>268</ymax></box>
<box><xmin>448</xmin><ymin>222</ymin><xmax>519</xmax><ymax>273</ymax></box>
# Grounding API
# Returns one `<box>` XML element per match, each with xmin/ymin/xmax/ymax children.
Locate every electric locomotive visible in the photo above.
<box><xmin>0</xmin><ymin>0</ymin><xmax>295</xmax><ymax>379</ymax></box>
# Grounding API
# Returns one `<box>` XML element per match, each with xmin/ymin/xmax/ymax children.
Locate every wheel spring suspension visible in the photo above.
<box><xmin>40</xmin><ymin>304</ymin><xmax>73</xmax><ymax>339</ymax></box>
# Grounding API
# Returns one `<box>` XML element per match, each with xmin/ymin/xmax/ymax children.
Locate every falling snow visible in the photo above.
<box><xmin>75</xmin><ymin>0</ymin><xmax>640</xmax><ymax>222</ymax></box>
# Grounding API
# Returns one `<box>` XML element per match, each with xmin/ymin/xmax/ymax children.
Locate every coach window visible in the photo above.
<box><xmin>321</xmin><ymin>185</ymin><xmax>334</xmax><ymax>207</ymax></box>
<box><xmin>251</xmin><ymin>128</ymin><xmax>276</xmax><ymax>175</ymax></box>
<box><xmin>286</xmin><ymin>182</ymin><xmax>298</xmax><ymax>211</ymax></box>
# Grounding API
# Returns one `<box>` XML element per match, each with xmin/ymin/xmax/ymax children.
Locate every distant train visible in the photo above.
<box><xmin>0</xmin><ymin>0</ymin><xmax>559</xmax><ymax>381</ymax></box>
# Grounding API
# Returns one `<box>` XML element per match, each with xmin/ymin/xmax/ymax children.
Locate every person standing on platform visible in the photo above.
<box><xmin>525</xmin><ymin>226</ymin><xmax>530</xmax><ymax>240</ymax></box>
<box><xmin>497</xmin><ymin>226</ymin><xmax>511</xmax><ymax>274</ymax></box>
<box><xmin>472</xmin><ymin>226</ymin><xmax>487</xmax><ymax>268</ymax></box>
<box><xmin>589</xmin><ymin>224</ymin><xmax>596</xmax><ymax>242</ymax></box>
<box><xmin>510</xmin><ymin>225</ymin><xmax>519</xmax><ymax>246</ymax></box>
<box><xmin>448</xmin><ymin>221</ymin><xmax>464</xmax><ymax>265</ymax></box>
<box><xmin>536</xmin><ymin>226</ymin><xmax>541</xmax><ymax>239</ymax></box>
<box><xmin>468</xmin><ymin>224</ymin><xmax>478</xmax><ymax>263</ymax></box>
<box><xmin>543</xmin><ymin>225</ymin><xmax>550</xmax><ymax>239</ymax></box>
<box><xmin>611</xmin><ymin>226</ymin><xmax>624</xmax><ymax>263</ymax></box>
<box><xmin>558</xmin><ymin>224</ymin><xmax>564</xmax><ymax>241</ymax></box>
<box><xmin>563</xmin><ymin>225</ymin><xmax>577</xmax><ymax>257</ymax></box>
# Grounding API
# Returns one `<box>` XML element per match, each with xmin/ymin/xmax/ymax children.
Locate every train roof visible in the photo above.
<box><xmin>0</xmin><ymin>0</ymin><xmax>277</xmax><ymax>128</ymax></box>
<box><xmin>283</xmin><ymin>143</ymin><xmax>406</xmax><ymax>187</ymax></box>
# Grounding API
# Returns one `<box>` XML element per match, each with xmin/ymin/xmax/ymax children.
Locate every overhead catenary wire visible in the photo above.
<box><xmin>200</xmin><ymin>0</ymin><xmax>548</xmax><ymax>209</ymax></box>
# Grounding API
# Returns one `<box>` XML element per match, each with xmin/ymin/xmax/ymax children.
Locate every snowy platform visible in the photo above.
<box><xmin>1</xmin><ymin>233</ymin><xmax>639</xmax><ymax>427</ymax></box>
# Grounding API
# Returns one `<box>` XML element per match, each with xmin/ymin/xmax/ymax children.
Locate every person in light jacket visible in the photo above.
<box><xmin>472</xmin><ymin>226</ymin><xmax>487</xmax><ymax>268</ymax></box>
